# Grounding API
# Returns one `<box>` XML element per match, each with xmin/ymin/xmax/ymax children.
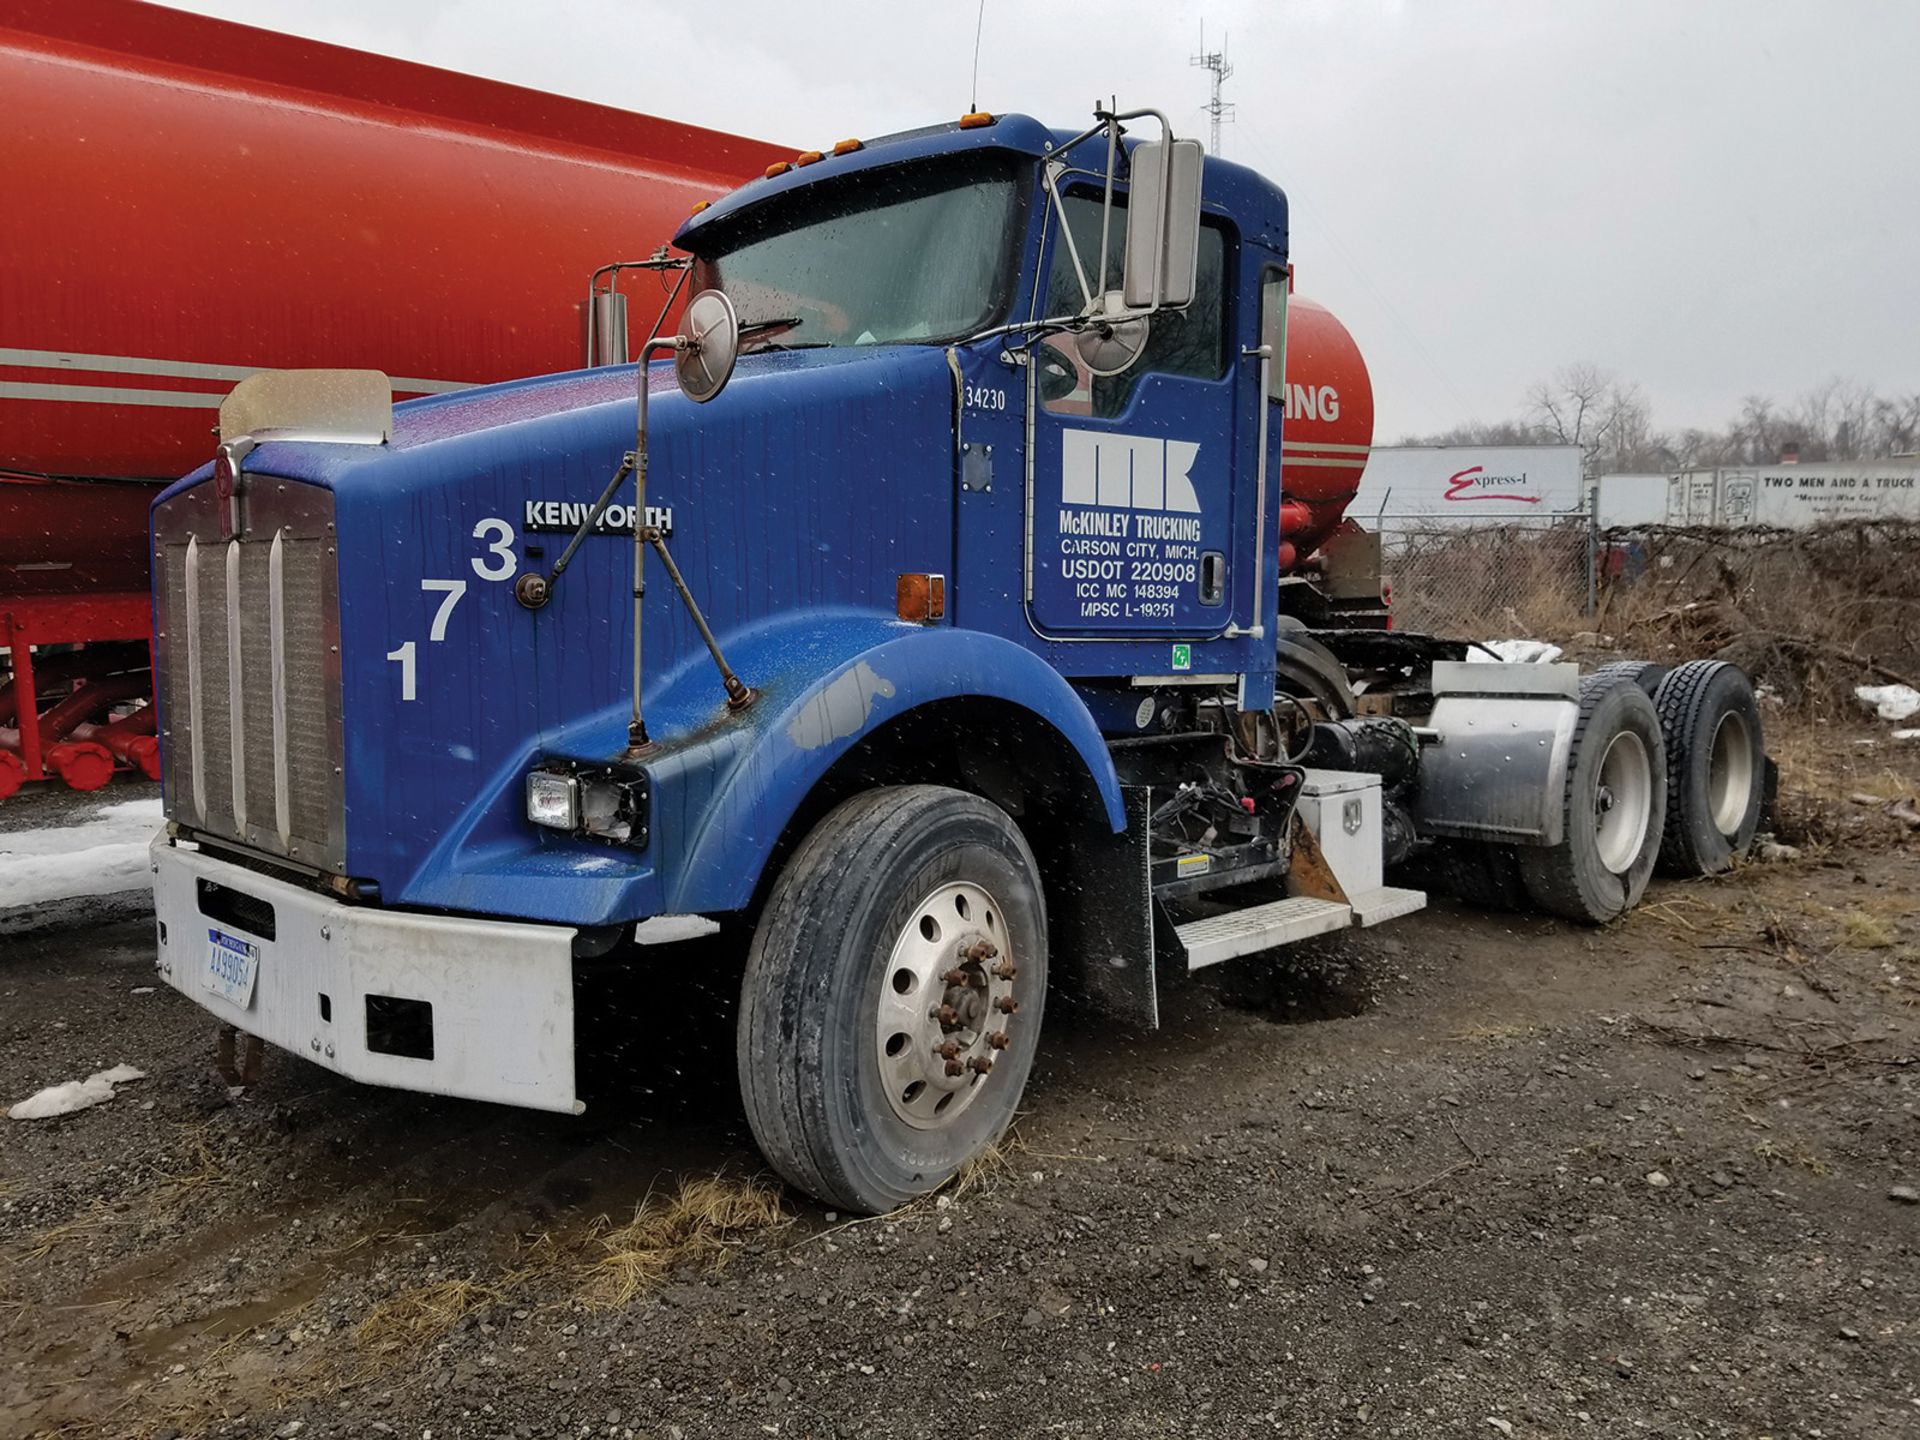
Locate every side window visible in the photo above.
<box><xmin>1043</xmin><ymin>191</ymin><xmax>1229</xmax><ymax>417</ymax></box>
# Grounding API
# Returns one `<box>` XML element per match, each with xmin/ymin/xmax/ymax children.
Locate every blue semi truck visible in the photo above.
<box><xmin>148</xmin><ymin>108</ymin><xmax>1767</xmax><ymax>1212</ymax></box>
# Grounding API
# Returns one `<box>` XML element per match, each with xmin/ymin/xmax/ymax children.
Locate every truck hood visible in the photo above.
<box><xmin>193</xmin><ymin>343</ymin><xmax>962</xmax><ymax>904</ymax></box>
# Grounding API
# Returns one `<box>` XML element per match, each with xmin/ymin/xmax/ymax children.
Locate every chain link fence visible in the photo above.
<box><xmin>1373</xmin><ymin>516</ymin><xmax>1595</xmax><ymax>640</ymax></box>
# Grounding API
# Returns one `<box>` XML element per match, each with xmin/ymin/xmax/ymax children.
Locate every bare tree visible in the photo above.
<box><xmin>1524</xmin><ymin>363</ymin><xmax>1652</xmax><ymax>477</ymax></box>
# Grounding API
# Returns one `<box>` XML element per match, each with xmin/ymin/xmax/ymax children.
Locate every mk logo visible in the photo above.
<box><xmin>1061</xmin><ymin>430</ymin><xmax>1203</xmax><ymax>514</ymax></box>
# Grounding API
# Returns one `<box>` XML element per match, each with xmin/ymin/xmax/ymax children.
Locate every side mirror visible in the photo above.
<box><xmin>673</xmin><ymin>289</ymin><xmax>739</xmax><ymax>403</ymax></box>
<box><xmin>1121</xmin><ymin>139</ymin><xmax>1204</xmax><ymax>311</ymax></box>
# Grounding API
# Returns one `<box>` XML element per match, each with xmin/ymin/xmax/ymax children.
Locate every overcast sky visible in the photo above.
<box><xmin>162</xmin><ymin>0</ymin><xmax>1919</xmax><ymax>440</ymax></box>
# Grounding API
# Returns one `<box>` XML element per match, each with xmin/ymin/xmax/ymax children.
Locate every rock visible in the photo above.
<box><xmin>1888</xmin><ymin>1186</ymin><xmax>1919</xmax><ymax>1204</ymax></box>
<box><xmin>275</xmin><ymin>1424</ymin><xmax>305</xmax><ymax>1439</ymax></box>
<box><xmin>1022</xmin><ymin>1308</ymin><xmax>1044</xmax><ymax>1329</ymax></box>
<box><xmin>1248</xmin><ymin>1258</ymin><xmax>1269</xmax><ymax>1274</ymax></box>
<box><xmin>1838</xmin><ymin>1326</ymin><xmax>1861</xmax><ymax>1341</ymax></box>
<box><xmin>1486</xmin><ymin>1420</ymin><xmax>1513</xmax><ymax>1436</ymax></box>
<box><xmin>1645</xmin><ymin>1171</ymin><xmax>1671</xmax><ymax>1189</ymax></box>
<box><xmin>1756</xmin><ymin>840</ymin><xmax>1801</xmax><ymax>863</ymax></box>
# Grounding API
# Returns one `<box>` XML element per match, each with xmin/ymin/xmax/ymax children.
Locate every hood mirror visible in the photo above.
<box><xmin>673</xmin><ymin>288</ymin><xmax>739</xmax><ymax>403</ymax></box>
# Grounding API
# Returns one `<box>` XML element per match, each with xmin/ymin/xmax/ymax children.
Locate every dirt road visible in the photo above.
<box><xmin>3</xmin><ymin>779</ymin><xmax>1917</xmax><ymax>1439</ymax></box>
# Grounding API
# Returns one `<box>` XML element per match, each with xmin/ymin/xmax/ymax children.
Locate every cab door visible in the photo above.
<box><xmin>1025</xmin><ymin>192</ymin><xmax>1239</xmax><ymax>641</ymax></box>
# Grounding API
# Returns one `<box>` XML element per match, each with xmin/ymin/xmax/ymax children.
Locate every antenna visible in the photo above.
<box><xmin>1190</xmin><ymin>21</ymin><xmax>1234</xmax><ymax>156</ymax></box>
<box><xmin>970</xmin><ymin>0</ymin><xmax>987</xmax><ymax>113</ymax></box>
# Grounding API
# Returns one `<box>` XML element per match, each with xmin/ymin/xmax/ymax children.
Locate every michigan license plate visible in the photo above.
<box><xmin>203</xmin><ymin>927</ymin><xmax>261</xmax><ymax>1009</ymax></box>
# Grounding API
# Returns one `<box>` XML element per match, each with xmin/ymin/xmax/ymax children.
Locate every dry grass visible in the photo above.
<box><xmin>1839</xmin><ymin>911</ymin><xmax>1899</xmax><ymax>950</ymax></box>
<box><xmin>574</xmin><ymin>1175</ymin><xmax>789</xmax><ymax>1309</ymax></box>
<box><xmin>356</xmin><ymin>1277</ymin><xmax>504</xmax><ymax>1354</ymax></box>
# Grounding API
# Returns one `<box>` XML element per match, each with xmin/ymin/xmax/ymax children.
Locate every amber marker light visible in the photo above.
<box><xmin>896</xmin><ymin>574</ymin><xmax>947</xmax><ymax>623</ymax></box>
<box><xmin>833</xmin><ymin>138</ymin><xmax>863</xmax><ymax>155</ymax></box>
<box><xmin>795</xmin><ymin>150</ymin><xmax>824</xmax><ymax>166</ymax></box>
<box><xmin>957</xmin><ymin>112</ymin><xmax>995</xmax><ymax>129</ymax></box>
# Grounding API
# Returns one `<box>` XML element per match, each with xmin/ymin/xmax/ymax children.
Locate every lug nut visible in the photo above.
<box><xmin>995</xmin><ymin>996</ymin><xmax>1019</xmax><ymax>1014</ymax></box>
<box><xmin>941</xmin><ymin>968</ymin><xmax>970</xmax><ymax>986</ymax></box>
<box><xmin>932</xmin><ymin>1004</ymin><xmax>960</xmax><ymax>1027</ymax></box>
<box><xmin>967</xmin><ymin>1055</ymin><xmax>994</xmax><ymax>1075</ymax></box>
<box><xmin>963</xmin><ymin>940</ymin><xmax>998</xmax><ymax>963</ymax></box>
<box><xmin>934</xmin><ymin>1040</ymin><xmax>961</xmax><ymax>1061</ymax></box>
<box><xmin>992</xmin><ymin>961</ymin><xmax>1017</xmax><ymax>981</ymax></box>
<box><xmin>987</xmin><ymin>1031</ymin><xmax>1010</xmax><ymax>1050</ymax></box>
<box><xmin>944</xmin><ymin>1058</ymin><xmax>965</xmax><ymax>1077</ymax></box>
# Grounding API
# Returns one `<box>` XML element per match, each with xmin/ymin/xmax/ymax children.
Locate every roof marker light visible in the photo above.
<box><xmin>957</xmin><ymin>111</ymin><xmax>995</xmax><ymax>129</ymax></box>
<box><xmin>833</xmin><ymin>138</ymin><xmax>863</xmax><ymax>155</ymax></box>
<box><xmin>795</xmin><ymin>150</ymin><xmax>824</xmax><ymax>166</ymax></box>
<box><xmin>764</xmin><ymin>161</ymin><xmax>791</xmax><ymax>178</ymax></box>
<box><xmin>690</xmin><ymin>200</ymin><xmax>711</xmax><ymax>215</ymax></box>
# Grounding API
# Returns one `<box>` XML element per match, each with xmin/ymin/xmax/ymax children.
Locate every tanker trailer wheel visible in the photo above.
<box><xmin>1652</xmin><ymin>660</ymin><xmax>1765</xmax><ymax>876</ymax></box>
<box><xmin>1517</xmin><ymin>676</ymin><xmax>1667</xmax><ymax>924</ymax></box>
<box><xmin>737</xmin><ymin>785</ymin><xmax>1047</xmax><ymax>1215</ymax></box>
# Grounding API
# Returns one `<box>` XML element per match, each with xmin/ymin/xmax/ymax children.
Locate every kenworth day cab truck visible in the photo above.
<box><xmin>148</xmin><ymin>107</ymin><xmax>1769</xmax><ymax>1214</ymax></box>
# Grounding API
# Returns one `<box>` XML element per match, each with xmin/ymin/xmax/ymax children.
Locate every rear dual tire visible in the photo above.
<box><xmin>1518</xmin><ymin>676</ymin><xmax>1667</xmax><ymax>924</ymax></box>
<box><xmin>1653</xmin><ymin>660</ymin><xmax>1765</xmax><ymax>876</ymax></box>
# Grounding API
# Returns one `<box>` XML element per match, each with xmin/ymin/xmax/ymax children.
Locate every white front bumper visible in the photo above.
<box><xmin>152</xmin><ymin>837</ymin><xmax>582</xmax><ymax>1114</ymax></box>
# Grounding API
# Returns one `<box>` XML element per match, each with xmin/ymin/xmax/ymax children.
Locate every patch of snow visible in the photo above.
<box><xmin>633</xmin><ymin>914</ymin><xmax>722</xmax><ymax>944</ymax></box>
<box><xmin>1856</xmin><ymin>684</ymin><xmax>1920</xmax><ymax>723</ymax></box>
<box><xmin>0</xmin><ymin>798</ymin><xmax>162</xmax><ymax>910</ymax></box>
<box><xmin>1481</xmin><ymin>638</ymin><xmax>1565</xmax><ymax>665</ymax></box>
<box><xmin>8</xmin><ymin>1064</ymin><xmax>147</xmax><ymax>1121</ymax></box>
<box><xmin>1895</xmin><ymin>729</ymin><xmax>1920</xmax><ymax>743</ymax></box>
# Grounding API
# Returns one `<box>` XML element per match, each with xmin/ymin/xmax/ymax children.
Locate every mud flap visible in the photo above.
<box><xmin>1049</xmin><ymin>786</ymin><xmax>1168</xmax><ymax>1028</ymax></box>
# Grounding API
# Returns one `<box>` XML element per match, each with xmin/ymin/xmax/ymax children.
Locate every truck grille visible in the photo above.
<box><xmin>153</xmin><ymin>478</ymin><xmax>345</xmax><ymax>873</ymax></box>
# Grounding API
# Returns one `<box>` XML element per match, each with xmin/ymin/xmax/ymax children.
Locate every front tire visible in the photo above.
<box><xmin>737</xmin><ymin>785</ymin><xmax>1047</xmax><ymax>1214</ymax></box>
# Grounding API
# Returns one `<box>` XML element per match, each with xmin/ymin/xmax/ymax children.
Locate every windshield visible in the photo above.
<box><xmin>689</xmin><ymin>152</ymin><xmax>1028</xmax><ymax>349</ymax></box>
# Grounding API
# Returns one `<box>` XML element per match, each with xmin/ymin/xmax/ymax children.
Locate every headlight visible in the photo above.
<box><xmin>526</xmin><ymin>771</ymin><xmax>581</xmax><ymax>830</ymax></box>
<box><xmin>526</xmin><ymin>765</ymin><xmax>651</xmax><ymax>846</ymax></box>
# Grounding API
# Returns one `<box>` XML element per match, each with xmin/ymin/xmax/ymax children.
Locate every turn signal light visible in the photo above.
<box><xmin>833</xmin><ymin>138</ymin><xmax>863</xmax><ymax>155</ymax></box>
<box><xmin>795</xmin><ymin>149</ymin><xmax>824</xmax><ymax>166</ymax></box>
<box><xmin>764</xmin><ymin>161</ymin><xmax>791</xmax><ymax>178</ymax></box>
<box><xmin>958</xmin><ymin>111</ymin><xmax>995</xmax><ymax>129</ymax></box>
<box><xmin>896</xmin><ymin>573</ymin><xmax>947</xmax><ymax>623</ymax></box>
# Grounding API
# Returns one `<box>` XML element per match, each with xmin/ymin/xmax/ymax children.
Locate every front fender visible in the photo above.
<box><xmin>662</xmin><ymin>616</ymin><xmax>1126</xmax><ymax>914</ymax></box>
<box><xmin>396</xmin><ymin>610</ymin><xmax>1123</xmax><ymax>925</ymax></box>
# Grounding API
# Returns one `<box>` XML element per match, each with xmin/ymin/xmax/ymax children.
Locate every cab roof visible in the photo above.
<box><xmin>672</xmin><ymin>111</ymin><xmax>1288</xmax><ymax>255</ymax></box>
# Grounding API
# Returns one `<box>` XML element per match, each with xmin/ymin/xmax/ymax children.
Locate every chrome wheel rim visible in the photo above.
<box><xmin>874</xmin><ymin>881</ymin><xmax>1016</xmax><ymax>1131</ymax></box>
<box><xmin>1593</xmin><ymin>730</ymin><xmax>1654</xmax><ymax>874</ymax></box>
<box><xmin>1707</xmin><ymin>711</ymin><xmax>1755</xmax><ymax>836</ymax></box>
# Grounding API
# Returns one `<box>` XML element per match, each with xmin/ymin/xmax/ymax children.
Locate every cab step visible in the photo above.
<box><xmin>1177</xmin><ymin>896</ymin><xmax>1352</xmax><ymax>970</ymax></box>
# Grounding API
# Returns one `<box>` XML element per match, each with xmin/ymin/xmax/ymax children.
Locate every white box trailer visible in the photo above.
<box><xmin>1663</xmin><ymin>462</ymin><xmax>1920</xmax><ymax>528</ymax></box>
<box><xmin>1353</xmin><ymin>445</ymin><xmax>1587</xmax><ymax>525</ymax></box>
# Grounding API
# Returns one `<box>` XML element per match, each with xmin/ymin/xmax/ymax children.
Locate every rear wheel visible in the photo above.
<box><xmin>1653</xmin><ymin>660</ymin><xmax>1765</xmax><ymax>875</ymax></box>
<box><xmin>737</xmin><ymin>785</ymin><xmax>1046</xmax><ymax>1214</ymax></box>
<box><xmin>1518</xmin><ymin>677</ymin><xmax>1667</xmax><ymax>924</ymax></box>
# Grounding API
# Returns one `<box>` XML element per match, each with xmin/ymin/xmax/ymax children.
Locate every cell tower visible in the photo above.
<box><xmin>1191</xmin><ymin>22</ymin><xmax>1234</xmax><ymax>155</ymax></box>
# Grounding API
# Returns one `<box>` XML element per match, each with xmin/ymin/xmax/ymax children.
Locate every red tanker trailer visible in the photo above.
<box><xmin>0</xmin><ymin>0</ymin><xmax>786</xmax><ymax>796</ymax></box>
<box><xmin>1</xmin><ymin>0</ymin><xmax>1380</xmax><ymax>797</ymax></box>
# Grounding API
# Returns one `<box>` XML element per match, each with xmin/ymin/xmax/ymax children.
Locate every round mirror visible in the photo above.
<box><xmin>674</xmin><ymin>289</ymin><xmax>739</xmax><ymax>403</ymax></box>
<box><xmin>1071</xmin><ymin>291</ymin><xmax>1150</xmax><ymax>378</ymax></box>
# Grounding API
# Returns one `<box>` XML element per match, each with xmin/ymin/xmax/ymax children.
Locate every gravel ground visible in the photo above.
<box><xmin>2</xmin><ymin>769</ymin><xmax>1917</xmax><ymax>1439</ymax></box>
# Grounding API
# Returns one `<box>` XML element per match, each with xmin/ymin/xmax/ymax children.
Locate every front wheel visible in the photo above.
<box><xmin>737</xmin><ymin>785</ymin><xmax>1047</xmax><ymax>1214</ymax></box>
